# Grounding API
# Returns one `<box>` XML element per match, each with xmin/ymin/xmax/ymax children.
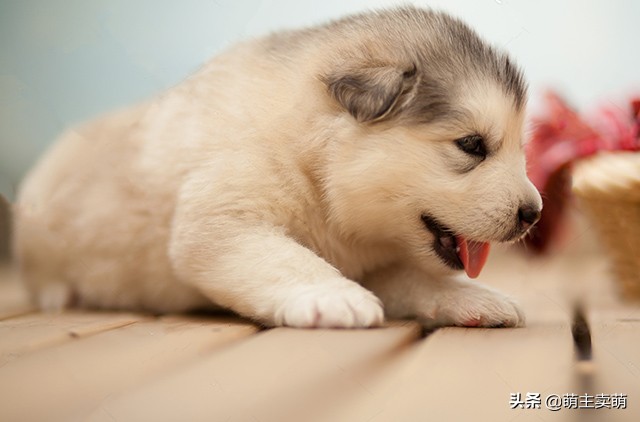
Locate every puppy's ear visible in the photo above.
<box><xmin>323</xmin><ymin>63</ymin><xmax>417</xmax><ymax>123</ymax></box>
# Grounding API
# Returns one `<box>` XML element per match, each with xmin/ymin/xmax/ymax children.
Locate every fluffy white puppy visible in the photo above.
<box><xmin>15</xmin><ymin>7</ymin><xmax>542</xmax><ymax>328</ymax></box>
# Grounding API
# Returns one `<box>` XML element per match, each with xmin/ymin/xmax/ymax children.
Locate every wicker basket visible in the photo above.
<box><xmin>572</xmin><ymin>151</ymin><xmax>640</xmax><ymax>300</ymax></box>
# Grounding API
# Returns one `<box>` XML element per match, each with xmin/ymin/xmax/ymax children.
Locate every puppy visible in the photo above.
<box><xmin>14</xmin><ymin>7</ymin><xmax>542</xmax><ymax>328</ymax></box>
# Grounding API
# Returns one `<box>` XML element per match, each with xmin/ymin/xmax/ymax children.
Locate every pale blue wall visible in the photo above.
<box><xmin>1</xmin><ymin>0</ymin><xmax>639</xmax><ymax>200</ymax></box>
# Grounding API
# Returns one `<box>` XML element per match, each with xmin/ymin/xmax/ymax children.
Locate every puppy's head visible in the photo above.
<box><xmin>320</xmin><ymin>7</ymin><xmax>542</xmax><ymax>277</ymax></box>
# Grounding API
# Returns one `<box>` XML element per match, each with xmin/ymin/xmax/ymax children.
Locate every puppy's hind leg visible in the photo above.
<box><xmin>22</xmin><ymin>275</ymin><xmax>77</xmax><ymax>312</ymax></box>
<box><xmin>37</xmin><ymin>282</ymin><xmax>76</xmax><ymax>311</ymax></box>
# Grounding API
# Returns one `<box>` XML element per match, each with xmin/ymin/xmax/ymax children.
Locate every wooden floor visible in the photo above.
<box><xmin>0</xmin><ymin>246</ymin><xmax>638</xmax><ymax>422</ymax></box>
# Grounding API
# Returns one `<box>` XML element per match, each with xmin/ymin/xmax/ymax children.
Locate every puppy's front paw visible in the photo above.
<box><xmin>420</xmin><ymin>283</ymin><xmax>525</xmax><ymax>329</ymax></box>
<box><xmin>276</xmin><ymin>282</ymin><xmax>384</xmax><ymax>328</ymax></box>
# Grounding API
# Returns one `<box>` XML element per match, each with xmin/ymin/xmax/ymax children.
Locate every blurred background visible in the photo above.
<box><xmin>1</xmin><ymin>0</ymin><xmax>639</xmax><ymax>202</ymax></box>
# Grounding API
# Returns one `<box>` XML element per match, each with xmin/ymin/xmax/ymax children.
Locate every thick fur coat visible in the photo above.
<box><xmin>15</xmin><ymin>7</ymin><xmax>542</xmax><ymax>328</ymax></box>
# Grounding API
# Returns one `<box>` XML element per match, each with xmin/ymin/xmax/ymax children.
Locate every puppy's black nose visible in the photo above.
<box><xmin>518</xmin><ymin>205</ymin><xmax>541</xmax><ymax>230</ymax></box>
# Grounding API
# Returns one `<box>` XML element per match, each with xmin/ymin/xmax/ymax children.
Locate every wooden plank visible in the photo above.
<box><xmin>332</xmin><ymin>324</ymin><xmax>579</xmax><ymax>422</ymax></box>
<box><xmin>0</xmin><ymin>315</ymin><xmax>257</xmax><ymax>422</ymax></box>
<box><xmin>87</xmin><ymin>321</ymin><xmax>421</xmax><ymax>422</ymax></box>
<box><xmin>0</xmin><ymin>311</ymin><xmax>141</xmax><ymax>364</ymax></box>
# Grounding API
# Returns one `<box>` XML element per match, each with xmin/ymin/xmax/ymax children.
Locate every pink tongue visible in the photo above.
<box><xmin>455</xmin><ymin>236</ymin><xmax>491</xmax><ymax>279</ymax></box>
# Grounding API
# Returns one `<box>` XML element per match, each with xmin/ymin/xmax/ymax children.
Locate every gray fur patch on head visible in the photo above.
<box><xmin>319</xmin><ymin>6</ymin><xmax>527</xmax><ymax>124</ymax></box>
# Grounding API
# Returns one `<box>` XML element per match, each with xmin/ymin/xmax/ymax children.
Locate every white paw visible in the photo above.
<box><xmin>276</xmin><ymin>282</ymin><xmax>384</xmax><ymax>328</ymax></box>
<box><xmin>419</xmin><ymin>283</ymin><xmax>525</xmax><ymax>329</ymax></box>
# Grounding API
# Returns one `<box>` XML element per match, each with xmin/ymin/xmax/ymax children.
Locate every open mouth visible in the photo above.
<box><xmin>420</xmin><ymin>214</ymin><xmax>491</xmax><ymax>279</ymax></box>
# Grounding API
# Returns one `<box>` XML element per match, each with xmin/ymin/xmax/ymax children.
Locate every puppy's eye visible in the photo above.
<box><xmin>455</xmin><ymin>135</ymin><xmax>486</xmax><ymax>158</ymax></box>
